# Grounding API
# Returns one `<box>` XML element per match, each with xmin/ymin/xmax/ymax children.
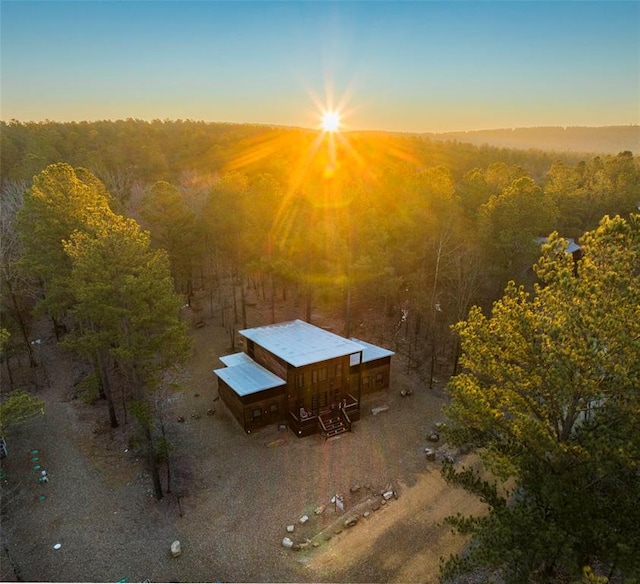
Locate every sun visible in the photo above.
<box><xmin>321</xmin><ymin>111</ymin><xmax>340</xmax><ymax>133</ymax></box>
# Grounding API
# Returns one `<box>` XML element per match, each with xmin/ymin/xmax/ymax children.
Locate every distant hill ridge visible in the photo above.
<box><xmin>425</xmin><ymin>125</ymin><xmax>639</xmax><ymax>155</ymax></box>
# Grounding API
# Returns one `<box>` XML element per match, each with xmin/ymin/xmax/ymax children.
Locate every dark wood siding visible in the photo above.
<box><xmin>218</xmin><ymin>379</ymin><xmax>286</xmax><ymax>434</ymax></box>
<box><xmin>350</xmin><ymin>356</ymin><xmax>392</xmax><ymax>396</ymax></box>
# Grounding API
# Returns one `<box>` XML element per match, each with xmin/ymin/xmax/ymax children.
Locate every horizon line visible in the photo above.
<box><xmin>2</xmin><ymin>118</ymin><xmax>639</xmax><ymax>136</ymax></box>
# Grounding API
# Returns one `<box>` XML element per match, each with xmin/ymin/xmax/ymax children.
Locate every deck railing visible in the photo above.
<box><xmin>288</xmin><ymin>410</ymin><xmax>318</xmax><ymax>437</ymax></box>
<box><xmin>288</xmin><ymin>393</ymin><xmax>360</xmax><ymax>437</ymax></box>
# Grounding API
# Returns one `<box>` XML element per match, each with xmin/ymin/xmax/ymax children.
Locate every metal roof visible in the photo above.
<box><xmin>348</xmin><ymin>338</ymin><xmax>395</xmax><ymax>366</ymax></box>
<box><xmin>239</xmin><ymin>319</ymin><xmax>364</xmax><ymax>367</ymax></box>
<box><xmin>535</xmin><ymin>236</ymin><xmax>581</xmax><ymax>254</ymax></box>
<box><xmin>213</xmin><ymin>360</ymin><xmax>286</xmax><ymax>397</ymax></box>
<box><xmin>219</xmin><ymin>352</ymin><xmax>254</xmax><ymax>367</ymax></box>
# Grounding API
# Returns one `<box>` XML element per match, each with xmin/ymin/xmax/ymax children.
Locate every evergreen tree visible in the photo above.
<box><xmin>64</xmin><ymin>213</ymin><xmax>191</xmax><ymax>499</ymax></box>
<box><xmin>16</xmin><ymin>163</ymin><xmax>114</xmax><ymax>324</ymax></box>
<box><xmin>441</xmin><ymin>215</ymin><xmax>640</xmax><ymax>582</ymax></box>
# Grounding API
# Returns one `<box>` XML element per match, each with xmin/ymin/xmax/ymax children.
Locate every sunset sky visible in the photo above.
<box><xmin>2</xmin><ymin>1</ymin><xmax>638</xmax><ymax>133</ymax></box>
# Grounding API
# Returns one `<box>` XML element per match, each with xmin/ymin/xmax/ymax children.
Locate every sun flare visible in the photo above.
<box><xmin>321</xmin><ymin>111</ymin><xmax>340</xmax><ymax>133</ymax></box>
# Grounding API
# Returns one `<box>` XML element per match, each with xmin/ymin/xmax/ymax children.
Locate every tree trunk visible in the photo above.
<box><xmin>344</xmin><ymin>283</ymin><xmax>352</xmax><ymax>338</ymax></box>
<box><xmin>145</xmin><ymin>425</ymin><xmax>163</xmax><ymax>500</ymax></box>
<box><xmin>270</xmin><ymin>271</ymin><xmax>276</xmax><ymax>324</ymax></box>
<box><xmin>306</xmin><ymin>280</ymin><xmax>312</xmax><ymax>323</ymax></box>
<box><xmin>7</xmin><ymin>281</ymin><xmax>36</xmax><ymax>368</ymax></box>
<box><xmin>240</xmin><ymin>276</ymin><xmax>247</xmax><ymax>327</ymax></box>
<box><xmin>97</xmin><ymin>348</ymin><xmax>119</xmax><ymax>428</ymax></box>
<box><xmin>4</xmin><ymin>352</ymin><xmax>14</xmax><ymax>390</ymax></box>
<box><xmin>232</xmin><ymin>270</ymin><xmax>238</xmax><ymax>324</ymax></box>
<box><xmin>159</xmin><ymin>415</ymin><xmax>171</xmax><ymax>494</ymax></box>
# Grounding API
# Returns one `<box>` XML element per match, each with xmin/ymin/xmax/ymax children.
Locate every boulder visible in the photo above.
<box><xmin>425</xmin><ymin>448</ymin><xmax>437</xmax><ymax>461</ymax></box>
<box><xmin>427</xmin><ymin>431</ymin><xmax>440</xmax><ymax>442</ymax></box>
<box><xmin>170</xmin><ymin>540</ymin><xmax>181</xmax><ymax>558</ymax></box>
<box><xmin>286</xmin><ymin>525</ymin><xmax>295</xmax><ymax>533</ymax></box>
<box><xmin>299</xmin><ymin>514</ymin><xmax>309</xmax><ymax>524</ymax></box>
<box><xmin>344</xmin><ymin>516</ymin><xmax>359</xmax><ymax>528</ymax></box>
<box><xmin>282</xmin><ymin>537</ymin><xmax>294</xmax><ymax>549</ymax></box>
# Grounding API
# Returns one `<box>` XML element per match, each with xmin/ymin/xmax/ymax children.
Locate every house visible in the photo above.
<box><xmin>213</xmin><ymin>319</ymin><xmax>394</xmax><ymax>438</ymax></box>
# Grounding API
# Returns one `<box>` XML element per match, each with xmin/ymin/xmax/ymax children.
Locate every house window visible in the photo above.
<box><xmin>252</xmin><ymin>408</ymin><xmax>262</xmax><ymax>419</ymax></box>
<box><xmin>375</xmin><ymin>373</ymin><xmax>384</xmax><ymax>386</ymax></box>
<box><xmin>270</xmin><ymin>403</ymin><xmax>279</xmax><ymax>414</ymax></box>
<box><xmin>296</xmin><ymin>373</ymin><xmax>304</xmax><ymax>388</ymax></box>
<box><xmin>312</xmin><ymin>368</ymin><xmax>328</xmax><ymax>384</ymax></box>
<box><xmin>362</xmin><ymin>376</ymin><xmax>370</xmax><ymax>388</ymax></box>
<box><xmin>335</xmin><ymin>363</ymin><xmax>343</xmax><ymax>378</ymax></box>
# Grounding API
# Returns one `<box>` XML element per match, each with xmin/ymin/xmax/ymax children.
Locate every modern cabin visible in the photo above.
<box><xmin>213</xmin><ymin>319</ymin><xmax>394</xmax><ymax>438</ymax></box>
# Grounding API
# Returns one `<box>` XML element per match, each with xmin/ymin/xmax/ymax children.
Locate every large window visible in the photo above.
<box><xmin>334</xmin><ymin>363</ymin><xmax>343</xmax><ymax>378</ymax></box>
<box><xmin>312</xmin><ymin>367</ymin><xmax>328</xmax><ymax>384</ymax></box>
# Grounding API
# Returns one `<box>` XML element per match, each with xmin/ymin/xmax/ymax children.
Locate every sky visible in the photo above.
<box><xmin>1</xmin><ymin>1</ymin><xmax>639</xmax><ymax>133</ymax></box>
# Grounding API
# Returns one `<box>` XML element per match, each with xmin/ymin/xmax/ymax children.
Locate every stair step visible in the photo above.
<box><xmin>327</xmin><ymin>427</ymin><xmax>347</xmax><ymax>437</ymax></box>
<box><xmin>325</xmin><ymin>421</ymin><xmax>344</xmax><ymax>429</ymax></box>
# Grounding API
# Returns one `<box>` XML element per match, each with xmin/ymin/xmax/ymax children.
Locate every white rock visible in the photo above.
<box><xmin>371</xmin><ymin>405</ymin><xmax>390</xmax><ymax>416</ymax></box>
<box><xmin>282</xmin><ymin>537</ymin><xmax>294</xmax><ymax>549</ymax></box>
<box><xmin>299</xmin><ymin>514</ymin><xmax>309</xmax><ymax>524</ymax></box>
<box><xmin>170</xmin><ymin>540</ymin><xmax>181</xmax><ymax>558</ymax></box>
<box><xmin>286</xmin><ymin>525</ymin><xmax>295</xmax><ymax>533</ymax></box>
<box><xmin>383</xmin><ymin>490</ymin><xmax>394</xmax><ymax>500</ymax></box>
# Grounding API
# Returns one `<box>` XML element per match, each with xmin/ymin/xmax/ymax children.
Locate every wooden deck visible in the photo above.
<box><xmin>288</xmin><ymin>393</ymin><xmax>359</xmax><ymax>437</ymax></box>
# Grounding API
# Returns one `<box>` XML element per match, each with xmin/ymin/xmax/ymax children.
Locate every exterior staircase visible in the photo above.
<box><xmin>319</xmin><ymin>409</ymin><xmax>351</xmax><ymax>440</ymax></box>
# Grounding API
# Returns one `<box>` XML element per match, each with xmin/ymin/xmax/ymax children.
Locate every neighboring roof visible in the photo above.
<box><xmin>348</xmin><ymin>338</ymin><xmax>395</xmax><ymax>366</ymax></box>
<box><xmin>239</xmin><ymin>319</ymin><xmax>364</xmax><ymax>368</ymax></box>
<box><xmin>213</xmin><ymin>360</ymin><xmax>286</xmax><ymax>397</ymax></box>
<box><xmin>535</xmin><ymin>236</ymin><xmax>581</xmax><ymax>254</ymax></box>
<box><xmin>219</xmin><ymin>352</ymin><xmax>254</xmax><ymax>367</ymax></box>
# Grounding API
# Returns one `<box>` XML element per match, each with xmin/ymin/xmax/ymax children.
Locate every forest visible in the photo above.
<box><xmin>1</xmin><ymin>119</ymin><xmax>639</xmax><ymax>582</ymax></box>
<box><xmin>2</xmin><ymin>120</ymin><xmax>638</xmax><ymax>370</ymax></box>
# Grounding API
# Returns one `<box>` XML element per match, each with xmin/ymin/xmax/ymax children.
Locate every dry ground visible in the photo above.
<box><xmin>0</xmin><ymin>294</ymin><xmax>485</xmax><ymax>583</ymax></box>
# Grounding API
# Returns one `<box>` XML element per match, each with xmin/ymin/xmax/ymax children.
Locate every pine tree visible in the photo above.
<box><xmin>442</xmin><ymin>214</ymin><xmax>640</xmax><ymax>582</ymax></box>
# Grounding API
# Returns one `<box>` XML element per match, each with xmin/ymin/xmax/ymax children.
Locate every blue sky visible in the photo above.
<box><xmin>1</xmin><ymin>1</ymin><xmax>638</xmax><ymax>132</ymax></box>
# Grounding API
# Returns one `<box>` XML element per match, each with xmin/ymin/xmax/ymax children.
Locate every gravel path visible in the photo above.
<box><xmin>1</xmin><ymin>314</ymin><xmax>478</xmax><ymax>583</ymax></box>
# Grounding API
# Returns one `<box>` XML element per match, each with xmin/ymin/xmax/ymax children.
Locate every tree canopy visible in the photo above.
<box><xmin>441</xmin><ymin>214</ymin><xmax>640</xmax><ymax>582</ymax></box>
